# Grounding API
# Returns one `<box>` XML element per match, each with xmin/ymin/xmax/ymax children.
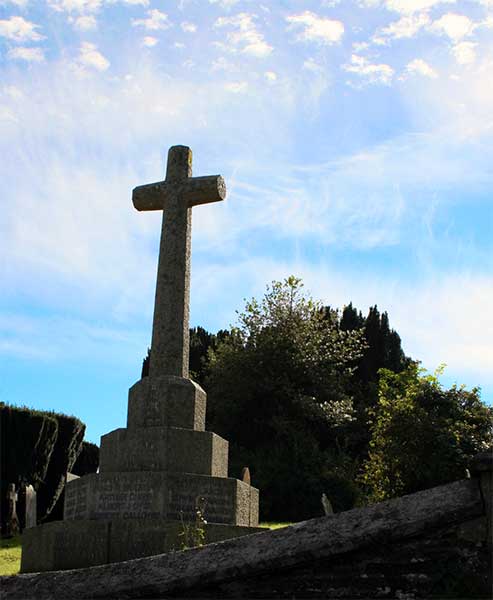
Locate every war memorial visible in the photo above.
<box><xmin>20</xmin><ymin>145</ymin><xmax>263</xmax><ymax>573</ymax></box>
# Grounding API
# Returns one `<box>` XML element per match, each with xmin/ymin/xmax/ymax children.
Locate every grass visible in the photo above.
<box><xmin>260</xmin><ymin>522</ymin><xmax>293</xmax><ymax>529</ymax></box>
<box><xmin>0</xmin><ymin>535</ymin><xmax>22</xmax><ymax>576</ymax></box>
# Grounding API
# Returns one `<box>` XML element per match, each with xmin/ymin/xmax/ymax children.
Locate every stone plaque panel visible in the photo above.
<box><xmin>91</xmin><ymin>473</ymin><xmax>166</xmax><ymax>520</ymax></box>
<box><xmin>64</xmin><ymin>474</ymin><xmax>92</xmax><ymax>520</ymax></box>
<box><xmin>167</xmin><ymin>474</ymin><xmax>242</xmax><ymax>525</ymax></box>
<box><xmin>63</xmin><ymin>471</ymin><xmax>254</xmax><ymax>525</ymax></box>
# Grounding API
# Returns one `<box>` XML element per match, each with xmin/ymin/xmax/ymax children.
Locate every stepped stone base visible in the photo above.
<box><xmin>127</xmin><ymin>376</ymin><xmax>206</xmax><ymax>430</ymax></box>
<box><xmin>64</xmin><ymin>471</ymin><xmax>259</xmax><ymax>525</ymax></box>
<box><xmin>100</xmin><ymin>426</ymin><xmax>228</xmax><ymax>477</ymax></box>
<box><xmin>20</xmin><ymin>518</ymin><xmax>265</xmax><ymax>573</ymax></box>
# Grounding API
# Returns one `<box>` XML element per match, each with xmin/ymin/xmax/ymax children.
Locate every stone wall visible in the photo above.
<box><xmin>2</xmin><ymin>452</ymin><xmax>491</xmax><ymax>599</ymax></box>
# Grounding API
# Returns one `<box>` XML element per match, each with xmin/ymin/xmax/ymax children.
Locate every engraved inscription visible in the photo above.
<box><xmin>64</xmin><ymin>480</ymin><xmax>89</xmax><ymax>520</ymax></box>
<box><xmin>93</xmin><ymin>475</ymin><xmax>162</xmax><ymax>520</ymax></box>
<box><xmin>168</xmin><ymin>480</ymin><xmax>234</xmax><ymax>524</ymax></box>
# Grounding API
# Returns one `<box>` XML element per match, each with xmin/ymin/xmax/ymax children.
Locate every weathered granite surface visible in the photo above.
<box><xmin>133</xmin><ymin>145</ymin><xmax>226</xmax><ymax>379</ymax></box>
<box><xmin>61</xmin><ymin>471</ymin><xmax>256</xmax><ymax>524</ymax></box>
<box><xmin>20</xmin><ymin>519</ymin><xmax>263</xmax><ymax>573</ymax></box>
<box><xmin>19</xmin><ymin>146</ymin><xmax>261</xmax><ymax>573</ymax></box>
<box><xmin>126</xmin><ymin>376</ymin><xmax>206</xmax><ymax>431</ymax></box>
<box><xmin>99</xmin><ymin>426</ymin><xmax>228</xmax><ymax>476</ymax></box>
<box><xmin>4</xmin><ymin>472</ymin><xmax>491</xmax><ymax>599</ymax></box>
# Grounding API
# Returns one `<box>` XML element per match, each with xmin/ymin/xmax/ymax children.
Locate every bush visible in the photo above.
<box><xmin>361</xmin><ymin>364</ymin><xmax>493</xmax><ymax>502</ymax></box>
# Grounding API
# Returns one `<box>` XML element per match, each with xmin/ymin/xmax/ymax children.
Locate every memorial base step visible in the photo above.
<box><xmin>20</xmin><ymin>518</ymin><xmax>266</xmax><ymax>573</ymax></box>
<box><xmin>64</xmin><ymin>471</ymin><xmax>259</xmax><ymax>527</ymax></box>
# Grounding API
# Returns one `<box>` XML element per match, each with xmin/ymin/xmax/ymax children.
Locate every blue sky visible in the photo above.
<box><xmin>1</xmin><ymin>0</ymin><xmax>492</xmax><ymax>444</ymax></box>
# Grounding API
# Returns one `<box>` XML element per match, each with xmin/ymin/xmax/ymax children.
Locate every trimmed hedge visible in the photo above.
<box><xmin>0</xmin><ymin>403</ymin><xmax>86</xmax><ymax>525</ymax></box>
<box><xmin>1</xmin><ymin>403</ymin><xmax>59</xmax><ymax>532</ymax></box>
<box><xmin>1</xmin><ymin>403</ymin><xmax>58</xmax><ymax>490</ymax></box>
<box><xmin>72</xmin><ymin>441</ymin><xmax>99</xmax><ymax>477</ymax></box>
<box><xmin>37</xmin><ymin>412</ymin><xmax>85</xmax><ymax>522</ymax></box>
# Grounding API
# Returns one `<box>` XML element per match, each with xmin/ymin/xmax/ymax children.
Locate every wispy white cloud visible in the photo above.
<box><xmin>452</xmin><ymin>40</ymin><xmax>477</xmax><ymax>64</ymax></box>
<box><xmin>361</xmin><ymin>0</ymin><xmax>457</xmax><ymax>14</ymax></box>
<box><xmin>47</xmin><ymin>0</ymin><xmax>102</xmax><ymax>13</ymax></box>
<box><xmin>286</xmin><ymin>11</ymin><xmax>344</xmax><ymax>45</ymax></box>
<box><xmin>373</xmin><ymin>12</ymin><xmax>430</xmax><ymax>44</ymax></box>
<box><xmin>342</xmin><ymin>54</ymin><xmax>394</xmax><ymax>85</ymax></box>
<box><xmin>77</xmin><ymin>41</ymin><xmax>110</xmax><ymax>71</ymax></box>
<box><xmin>115</xmin><ymin>0</ymin><xmax>149</xmax><ymax>5</ymax></box>
<box><xmin>403</xmin><ymin>58</ymin><xmax>438</xmax><ymax>78</ymax></box>
<box><xmin>0</xmin><ymin>15</ymin><xmax>44</xmax><ymax>42</ymax></box>
<box><xmin>132</xmin><ymin>9</ymin><xmax>171</xmax><ymax>31</ymax></box>
<box><xmin>142</xmin><ymin>35</ymin><xmax>158</xmax><ymax>47</ymax></box>
<box><xmin>0</xmin><ymin>0</ymin><xmax>29</xmax><ymax>7</ymax></box>
<box><xmin>181</xmin><ymin>21</ymin><xmax>197</xmax><ymax>33</ymax></box>
<box><xmin>70</xmin><ymin>15</ymin><xmax>97</xmax><ymax>30</ymax></box>
<box><xmin>224</xmin><ymin>81</ymin><xmax>248</xmax><ymax>93</ymax></box>
<box><xmin>214</xmin><ymin>12</ymin><xmax>273</xmax><ymax>57</ymax></box>
<box><xmin>209</xmin><ymin>0</ymin><xmax>241</xmax><ymax>8</ymax></box>
<box><xmin>7</xmin><ymin>46</ymin><xmax>44</xmax><ymax>61</ymax></box>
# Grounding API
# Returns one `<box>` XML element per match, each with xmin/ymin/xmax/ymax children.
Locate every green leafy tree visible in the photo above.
<box><xmin>361</xmin><ymin>363</ymin><xmax>493</xmax><ymax>502</ymax></box>
<box><xmin>206</xmin><ymin>277</ymin><xmax>366</xmax><ymax>520</ymax></box>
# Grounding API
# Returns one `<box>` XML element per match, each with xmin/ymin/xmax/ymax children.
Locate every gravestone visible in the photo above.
<box><xmin>21</xmin><ymin>145</ymin><xmax>262</xmax><ymax>573</ymax></box>
<box><xmin>4</xmin><ymin>484</ymin><xmax>19</xmax><ymax>538</ymax></box>
<box><xmin>321</xmin><ymin>493</ymin><xmax>333</xmax><ymax>516</ymax></box>
<box><xmin>17</xmin><ymin>484</ymin><xmax>37</xmax><ymax>530</ymax></box>
<box><xmin>241</xmin><ymin>467</ymin><xmax>251</xmax><ymax>485</ymax></box>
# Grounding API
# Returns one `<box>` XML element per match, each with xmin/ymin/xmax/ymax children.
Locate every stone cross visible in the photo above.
<box><xmin>133</xmin><ymin>146</ymin><xmax>226</xmax><ymax>378</ymax></box>
<box><xmin>5</xmin><ymin>483</ymin><xmax>19</xmax><ymax>537</ymax></box>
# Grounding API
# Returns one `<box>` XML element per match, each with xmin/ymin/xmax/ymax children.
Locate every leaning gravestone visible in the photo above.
<box><xmin>21</xmin><ymin>146</ymin><xmax>262</xmax><ymax>573</ymax></box>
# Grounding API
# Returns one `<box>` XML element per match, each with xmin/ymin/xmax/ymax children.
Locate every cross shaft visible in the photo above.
<box><xmin>133</xmin><ymin>146</ymin><xmax>226</xmax><ymax>379</ymax></box>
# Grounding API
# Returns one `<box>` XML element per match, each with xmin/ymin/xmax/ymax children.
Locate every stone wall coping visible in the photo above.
<box><xmin>1</xmin><ymin>477</ymin><xmax>484</xmax><ymax>599</ymax></box>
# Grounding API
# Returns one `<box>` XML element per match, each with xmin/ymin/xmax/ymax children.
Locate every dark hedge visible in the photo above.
<box><xmin>72</xmin><ymin>441</ymin><xmax>99</xmax><ymax>476</ymax></box>
<box><xmin>37</xmin><ymin>412</ymin><xmax>85</xmax><ymax>522</ymax></box>
<box><xmin>1</xmin><ymin>402</ymin><xmax>58</xmax><ymax>531</ymax></box>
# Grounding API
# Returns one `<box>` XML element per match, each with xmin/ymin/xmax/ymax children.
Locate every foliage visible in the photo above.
<box><xmin>0</xmin><ymin>534</ymin><xmax>21</xmax><ymax>576</ymax></box>
<box><xmin>361</xmin><ymin>363</ymin><xmax>493</xmax><ymax>502</ymax></box>
<box><xmin>0</xmin><ymin>403</ymin><xmax>59</xmax><ymax>532</ymax></box>
<box><xmin>141</xmin><ymin>327</ymin><xmax>229</xmax><ymax>386</ymax></box>
<box><xmin>178</xmin><ymin>496</ymin><xmax>207</xmax><ymax>550</ymax></box>
<box><xmin>206</xmin><ymin>277</ymin><xmax>366</xmax><ymax>520</ymax></box>
<box><xmin>0</xmin><ymin>403</ymin><xmax>58</xmax><ymax>490</ymax></box>
<box><xmin>72</xmin><ymin>441</ymin><xmax>99</xmax><ymax>477</ymax></box>
<box><xmin>38</xmin><ymin>412</ymin><xmax>85</xmax><ymax>522</ymax></box>
<box><xmin>338</xmin><ymin>304</ymin><xmax>411</xmax><ymax>458</ymax></box>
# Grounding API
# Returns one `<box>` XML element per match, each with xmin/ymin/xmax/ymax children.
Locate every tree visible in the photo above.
<box><xmin>361</xmin><ymin>363</ymin><xmax>493</xmax><ymax>502</ymax></box>
<box><xmin>206</xmin><ymin>277</ymin><xmax>366</xmax><ymax>520</ymax></box>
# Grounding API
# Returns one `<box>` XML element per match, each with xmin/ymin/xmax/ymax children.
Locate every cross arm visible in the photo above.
<box><xmin>132</xmin><ymin>182</ymin><xmax>166</xmax><ymax>212</ymax></box>
<box><xmin>132</xmin><ymin>175</ymin><xmax>226</xmax><ymax>212</ymax></box>
<box><xmin>185</xmin><ymin>175</ymin><xmax>226</xmax><ymax>207</ymax></box>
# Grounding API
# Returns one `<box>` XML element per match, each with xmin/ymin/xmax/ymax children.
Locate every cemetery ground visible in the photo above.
<box><xmin>0</xmin><ymin>535</ymin><xmax>22</xmax><ymax>576</ymax></box>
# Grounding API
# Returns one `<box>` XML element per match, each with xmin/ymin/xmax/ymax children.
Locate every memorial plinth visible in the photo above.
<box><xmin>21</xmin><ymin>146</ymin><xmax>263</xmax><ymax>573</ymax></box>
